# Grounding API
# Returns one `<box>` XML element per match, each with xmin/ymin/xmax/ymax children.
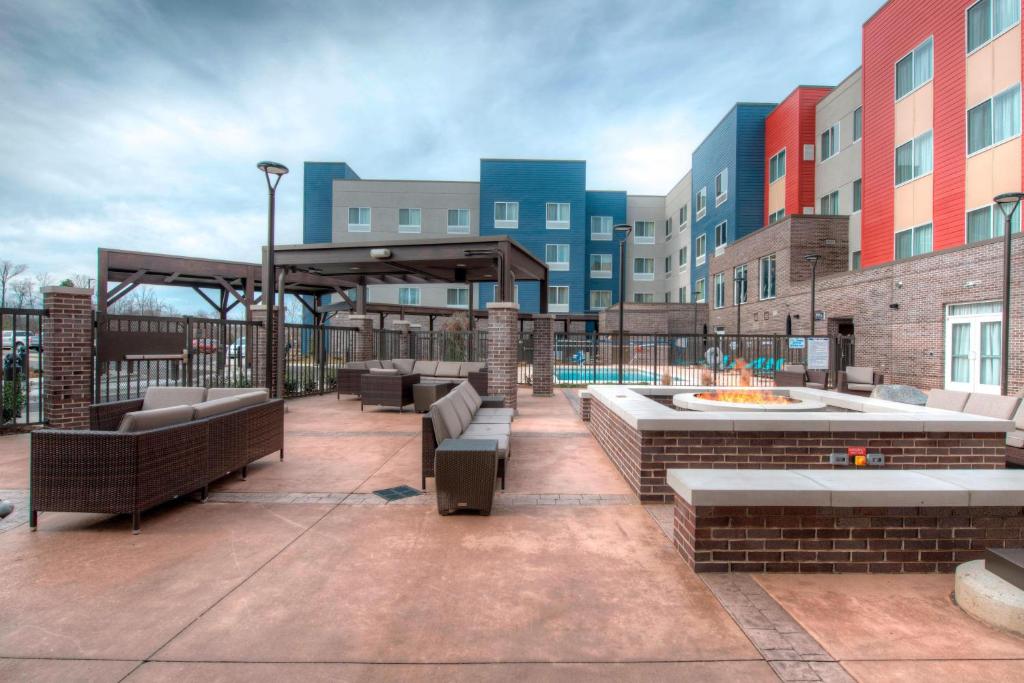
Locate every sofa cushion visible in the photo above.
<box><xmin>783</xmin><ymin>364</ymin><xmax>806</xmax><ymax>374</ymax></box>
<box><xmin>392</xmin><ymin>358</ymin><xmax>415</xmax><ymax>374</ymax></box>
<box><xmin>192</xmin><ymin>396</ymin><xmax>244</xmax><ymax>420</ymax></box>
<box><xmin>118</xmin><ymin>404</ymin><xmax>195</xmax><ymax>433</ymax></box>
<box><xmin>233</xmin><ymin>390</ymin><xmax>269</xmax><ymax>408</ymax></box>
<box><xmin>806</xmin><ymin>381</ymin><xmax>826</xmax><ymax>389</ymax></box>
<box><xmin>344</xmin><ymin>361</ymin><xmax>366</xmax><ymax>370</ymax></box>
<box><xmin>475</xmin><ymin>407</ymin><xmax>515</xmax><ymax>419</ymax></box>
<box><xmin>926</xmin><ymin>389</ymin><xmax>970</xmax><ymax>412</ymax></box>
<box><xmin>364</xmin><ymin>360</ymin><xmax>383</xmax><ymax>369</ymax></box>
<box><xmin>471</xmin><ymin>413</ymin><xmax>512</xmax><ymax>425</ymax></box>
<box><xmin>206</xmin><ymin>387</ymin><xmax>269</xmax><ymax>401</ymax></box>
<box><xmin>846</xmin><ymin>366</ymin><xmax>874</xmax><ymax>384</ymax></box>
<box><xmin>369</xmin><ymin>368</ymin><xmax>399</xmax><ymax>375</ymax></box>
<box><xmin>964</xmin><ymin>393</ymin><xmax>1020</xmax><ymax>420</ymax></box>
<box><xmin>451</xmin><ymin>396</ymin><xmax>474</xmax><ymax>433</ymax></box>
<box><xmin>847</xmin><ymin>383</ymin><xmax>876</xmax><ymax>392</ymax></box>
<box><xmin>380</xmin><ymin>360</ymin><xmax>394</xmax><ymax>370</ymax></box>
<box><xmin>460</xmin><ymin>362</ymin><xmax>484</xmax><ymax>375</ymax></box>
<box><xmin>452</xmin><ymin>385</ymin><xmax>477</xmax><ymax>415</ymax></box>
<box><xmin>143</xmin><ymin>386</ymin><xmax>207</xmax><ymax>410</ymax></box>
<box><xmin>435</xmin><ymin>361</ymin><xmax>461</xmax><ymax>378</ymax></box>
<box><xmin>462</xmin><ymin>423</ymin><xmax>511</xmax><ymax>438</ymax></box>
<box><xmin>436</xmin><ymin>396</ymin><xmax>463</xmax><ymax>441</ymax></box>
<box><xmin>413</xmin><ymin>360</ymin><xmax>439</xmax><ymax>376</ymax></box>
<box><xmin>428</xmin><ymin>403</ymin><xmax>450</xmax><ymax>445</ymax></box>
<box><xmin>1007</xmin><ymin>430</ymin><xmax>1024</xmax><ymax>448</ymax></box>
<box><xmin>463</xmin><ymin>380</ymin><xmax>484</xmax><ymax>411</ymax></box>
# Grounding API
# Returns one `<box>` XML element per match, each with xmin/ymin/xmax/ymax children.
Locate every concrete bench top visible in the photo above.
<box><xmin>666</xmin><ymin>468</ymin><xmax>1024</xmax><ymax>508</ymax></box>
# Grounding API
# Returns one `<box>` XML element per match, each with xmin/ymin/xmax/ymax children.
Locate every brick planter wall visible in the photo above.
<box><xmin>580</xmin><ymin>394</ymin><xmax>592</xmax><ymax>421</ymax></box>
<box><xmin>674</xmin><ymin>497</ymin><xmax>1024</xmax><ymax>573</ymax></box>
<box><xmin>588</xmin><ymin>399</ymin><xmax>1005</xmax><ymax>503</ymax></box>
<box><xmin>42</xmin><ymin>286</ymin><xmax>94</xmax><ymax>430</ymax></box>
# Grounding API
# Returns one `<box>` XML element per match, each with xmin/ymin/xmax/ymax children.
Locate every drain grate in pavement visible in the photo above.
<box><xmin>372</xmin><ymin>485</ymin><xmax>422</xmax><ymax>502</ymax></box>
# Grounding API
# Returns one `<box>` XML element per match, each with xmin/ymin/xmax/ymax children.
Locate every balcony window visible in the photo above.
<box><xmin>545</xmin><ymin>202</ymin><xmax>570</xmax><ymax>229</ymax></box>
<box><xmin>548</xmin><ymin>285</ymin><xmax>569</xmax><ymax>312</ymax></box>
<box><xmin>589</xmin><ymin>290</ymin><xmax>611</xmax><ymax>310</ymax></box>
<box><xmin>398</xmin><ymin>287</ymin><xmax>421</xmax><ymax>306</ymax></box>
<box><xmin>348</xmin><ymin>207</ymin><xmax>371</xmax><ymax>232</ymax></box>
<box><xmin>633</xmin><ymin>257</ymin><xmax>655</xmax><ymax>281</ymax></box>
<box><xmin>544</xmin><ymin>244</ymin><xmax>570</xmax><ymax>271</ymax></box>
<box><xmin>968</xmin><ymin>83</ymin><xmax>1021</xmax><ymax>155</ymax></box>
<box><xmin>895</xmin><ymin>130</ymin><xmax>933</xmax><ymax>185</ymax></box>
<box><xmin>447</xmin><ymin>208</ymin><xmax>470</xmax><ymax>234</ymax></box>
<box><xmin>494</xmin><ymin>201</ymin><xmax>519</xmax><ymax>229</ymax></box>
<box><xmin>446</xmin><ymin>288</ymin><xmax>468</xmax><ymax>307</ymax></box>
<box><xmin>769</xmin><ymin>149</ymin><xmax>786</xmax><ymax>182</ymax></box>
<box><xmin>398</xmin><ymin>208</ymin><xmax>421</xmax><ymax>233</ymax></box>
<box><xmin>968</xmin><ymin>0</ymin><xmax>1020</xmax><ymax>53</ymax></box>
<box><xmin>894</xmin><ymin>223</ymin><xmax>933</xmax><ymax>259</ymax></box>
<box><xmin>589</xmin><ymin>253</ymin><xmax>612</xmax><ymax>278</ymax></box>
<box><xmin>895</xmin><ymin>37</ymin><xmax>933</xmax><ymax>100</ymax></box>
<box><xmin>590</xmin><ymin>215</ymin><xmax>612</xmax><ymax>240</ymax></box>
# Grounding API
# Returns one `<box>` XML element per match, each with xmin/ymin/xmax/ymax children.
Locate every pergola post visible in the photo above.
<box><xmin>251</xmin><ymin>304</ymin><xmax>279</xmax><ymax>395</ymax></box>
<box><xmin>486</xmin><ymin>301</ymin><xmax>519</xmax><ymax>410</ymax></box>
<box><xmin>532</xmin><ymin>313</ymin><xmax>555</xmax><ymax>397</ymax></box>
<box><xmin>349</xmin><ymin>314</ymin><xmax>374</xmax><ymax>362</ymax></box>
<box><xmin>393</xmin><ymin>319</ymin><xmax>412</xmax><ymax>358</ymax></box>
<box><xmin>42</xmin><ymin>286</ymin><xmax>94</xmax><ymax>429</ymax></box>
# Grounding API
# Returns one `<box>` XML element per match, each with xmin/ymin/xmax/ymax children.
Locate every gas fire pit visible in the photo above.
<box><xmin>675</xmin><ymin>388</ymin><xmax>827</xmax><ymax>412</ymax></box>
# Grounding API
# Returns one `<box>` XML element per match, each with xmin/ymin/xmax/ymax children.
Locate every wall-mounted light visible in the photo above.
<box><xmin>965</xmin><ymin>280</ymin><xmax>979</xmax><ymax>288</ymax></box>
<box><xmin>889</xmin><ymin>303</ymin><xmax>899</xmax><ymax>309</ymax></box>
<box><xmin>370</xmin><ymin>248</ymin><xmax>392</xmax><ymax>259</ymax></box>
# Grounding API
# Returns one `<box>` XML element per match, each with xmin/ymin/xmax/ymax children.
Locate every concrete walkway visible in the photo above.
<box><xmin>0</xmin><ymin>390</ymin><xmax>1021</xmax><ymax>681</ymax></box>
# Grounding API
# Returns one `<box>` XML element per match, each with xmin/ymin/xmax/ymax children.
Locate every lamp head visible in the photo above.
<box><xmin>804</xmin><ymin>253</ymin><xmax>821</xmax><ymax>263</ymax></box>
<box><xmin>994</xmin><ymin>192</ymin><xmax>1024</xmax><ymax>219</ymax></box>
<box><xmin>613</xmin><ymin>223</ymin><xmax>633</xmax><ymax>237</ymax></box>
<box><xmin>257</xmin><ymin>161</ymin><xmax>289</xmax><ymax>176</ymax></box>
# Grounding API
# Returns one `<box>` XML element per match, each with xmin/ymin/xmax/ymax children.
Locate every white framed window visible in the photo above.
<box><xmin>895</xmin><ymin>130</ymin><xmax>933</xmax><ymax>185</ymax></box>
<box><xmin>544</xmin><ymin>244</ymin><xmax>570</xmax><ymax>271</ymax></box>
<box><xmin>678</xmin><ymin>287</ymin><xmax>687</xmax><ymax>304</ymax></box>
<box><xmin>679</xmin><ymin>204</ymin><xmax>689</xmax><ymax>229</ymax></box>
<box><xmin>590</xmin><ymin>215</ymin><xmax>613</xmax><ymax>240</ymax></box>
<box><xmin>715</xmin><ymin>169</ymin><xmax>729</xmax><ymax>206</ymax></box>
<box><xmin>664</xmin><ymin>292</ymin><xmax>671</xmax><ymax>303</ymax></box>
<box><xmin>853</xmin><ymin>179</ymin><xmax>862</xmax><ymax>212</ymax></box>
<box><xmin>968</xmin><ymin>0</ymin><xmax>1020</xmax><ymax>54</ymax></box>
<box><xmin>714</xmin><ymin>221</ymin><xmax>727</xmax><ymax>250</ymax></box>
<box><xmin>696</xmin><ymin>187</ymin><xmax>707</xmax><ymax>219</ymax></box>
<box><xmin>895</xmin><ymin>223</ymin><xmax>933</xmax><ymax>259</ymax></box>
<box><xmin>664</xmin><ymin>254</ymin><xmax>672</xmax><ymax>277</ymax></box>
<box><xmin>695</xmin><ymin>233</ymin><xmax>707</xmax><ymax>266</ymax></box>
<box><xmin>769</xmin><ymin>208</ymin><xmax>786</xmax><ymax>224</ymax></box>
<box><xmin>398</xmin><ymin>208</ymin><xmax>421</xmax><ymax>233</ymax></box>
<box><xmin>852</xmin><ymin>251</ymin><xmax>862</xmax><ymax>270</ymax></box>
<box><xmin>694</xmin><ymin>278</ymin><xmax>706</xmax><ymax>303</ymax></box>
<box><xmin>548</xmin><ymin>285</ymin><xmax>569</xmax><ymax>312</ymax></box>
<box><xmin>398</xmin><ymin>287</ymin><xmax>421</xmax><ymax>306</ymax></box>
<box><xmin>446</xmin><ymin>288</ymin><xmax>468</xmax><ymax>308</ymax></box>
<box><xmin>494</xmin><ymin>201</ymin><xmax>519</xmax><ymax>229</ymax></box>
<box><xmin>967</xmin><ymin>203</ymin><xmax>1022</xmax><ymax>242</ymax></box>
<box><xmin>759</xmin><ymin>254</ymin><xmax>776</xmax><ymax>300</ymax></box>
<box><xmin>633</xmin><ymin>257</ymin><xmax>655</xmax><ymax>281</ymax></box>
<box><xmin>769</xmin><ymin>149</ymin><xmax>786</xmax><ymax>183</ymax></box>
<box><xmin>820</xmin><ymin>191</ymin><xmax>840</xmax><ymax>215</ymax></box>
<box><xmin>803</xmin><ymin>143</ymin><xmax>815</xmax><ymax>161</ymax></box>
<box><xmin>545</xmin><ymin>202</ymin><xmax>570</xmax><ymax>229</ymax></box>
<box><xmin>665</xmin><ymin>217</ymin><xmax>672</xmax><ymax>236</ymax></box>
<box><xmin>447</xmin><ymin>208</ymin><xmax>470</xmax><ymax>234</ymax></box>
<box><xmin>348</xmin><ymin>207</ymin><xmax>371</xmax><ymax>232</ymax></box>
<box><xmin>713</xmin><ymin>272</ymin><xmax>725</xmax><ymax>309</ymax></box>
<box><xmin>853</xmin><ymin>107</ymin><xmax>863</xmax><ymax>141</ymax></box>
<box><xmin>589</xmin><ymin>253</ymin><xmax>612</xmax><ymax>278</ymax></box>
<box><xmin>968</xmin><ymin>83</ymin><xmax>1021</xmax><ymax>155</ymax></box>
<box><xmin>734</xmin><ymin>264</ymin><xmax>748</xmax><ymax>305</ymax></box>
<box><xmin>633</xmin><ymin>220</ymin><xmax>655</xmax><ymax>244</ymax></box>
<box><xmin>590</xmin><ymin>290</ymin><xmax>611</xmax><ymax>310</ymax></box>
<box><xmin>678</xmin><ymin>246</ymin><xmax>688</xmax><ymax>270</ymax></box>
<box><xmin>633</xmin><ymin>292</ymin><xmax>654</xmax><ymax>304</ymax></box>
<box><xmin>895</xmin><ymin>36</ymin><xmax>933</xmax><ymax>100</ymax></box>
<box><xmin>820</xmin><ymin>123</ymin><xmax>840</xmax><ymax>161</ymax></box>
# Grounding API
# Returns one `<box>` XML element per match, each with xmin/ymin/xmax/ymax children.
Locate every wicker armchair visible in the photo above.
<box><xmin>360</xmin><ymin>372</ymin><xmax>420</xmax><ymax>412</ymax></box>
<box><xmin>837</xmin><ymin>367</ymin><xmax>884</xmax><ymax>395</ymax></box>
<box><xmin>337</xmin><ymin>367</ymin><xmax>369</xmax><ymax>398</ymax></box>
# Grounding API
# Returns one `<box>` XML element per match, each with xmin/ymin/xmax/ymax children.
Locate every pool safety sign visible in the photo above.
<box><xmin>806</xmin><ymin>338</ymin><xmax>829</xmax><ymax>370</ymax></box>
<box><xmin>788</xmin><ymin>337</ymin><xmax>805</xmax><ymax>349</ymax></box>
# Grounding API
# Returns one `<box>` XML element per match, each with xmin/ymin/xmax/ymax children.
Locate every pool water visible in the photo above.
<box><xmin>555</xmin><ymin>367</ymin><xmax>656</xmax><ymax>384</ymax></box>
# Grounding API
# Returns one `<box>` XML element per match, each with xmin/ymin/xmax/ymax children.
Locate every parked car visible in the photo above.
<box><xmin>1</xmin><ymin>330</ymin><xmax>40</xmax><ymax>351</ymax></box>
<box><xmin>228</xmin><ymin>337</ymin><xmax>246</xmax><ymax>359</ymax></box>
<box><xmin>191</xmin><ymin>338</ymin><xmax>220</xmax><ymax>354</ymax></box>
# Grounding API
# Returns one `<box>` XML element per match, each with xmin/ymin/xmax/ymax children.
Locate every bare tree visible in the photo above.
<box><xmin>0</xmin><ymin>260</ymin><xmax>28</xmax><ymax>308</ymax></box>
<box><xmin>286</xmin><ymin>296</ymin><xmax>305</xmax><ymax>323</ymax></box>
<box><xmin>34</xmin><ymin>271</ymin><xmax>54</xmax><ymax>293</ymax></box>
<box><xmin>110</xmin><ymin>286</ymin><xmax>178</xmax><ymax>316</ymax></box>
<box><xmin>9</xmin><ymin>278</ymin><xmax>38</xmax><ymax>309</ymax></box>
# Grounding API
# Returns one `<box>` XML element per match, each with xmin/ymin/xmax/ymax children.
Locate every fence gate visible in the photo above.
<box><xmin>0</xmin><ymin>307</ymin><xmax>48</xmax><ymax>426</ymax></box>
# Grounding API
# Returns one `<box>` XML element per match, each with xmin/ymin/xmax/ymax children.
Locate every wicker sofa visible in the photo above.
<box><xmin>422</xmin><ymin>381</ymin><xmax>513</xmax><ymax>490</ymax></box>
<box><xmin>836</xmin><ymin>366</ymin><xmax>884</xmax><ymax>395</ymax></box>
<box><xmin>773</xmin><ymin>363</ymin><xmax>828</xmax><ymax>389</ymax></box>
<box><xmin>927</xmin><ymin>388</ymin><xmax>1022</xmax><ymax>467</ymax></box>
<box><xmin>30</xmin><ymin>386</ymin><xmax>284</xmax><ymax>534</ymax></box>
<box><xmin>337</xmin><ymin>359</ymin><xmax>486</xmax><ymax>398</ymax></box>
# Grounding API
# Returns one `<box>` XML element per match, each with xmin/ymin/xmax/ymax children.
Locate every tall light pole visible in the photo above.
<box><xmin>733</xmin><ymin>270</ymin><xmax>746</xmax><ymax>335</ymax></box>
<box><xmin>994</xmin><ymin>192</ymin><xmax>1024</xmax><ymax>395</ymax></box>
<box><xmin>257</xmin><ymin>161</ymin><xmax>289</xmax><ymax>395</ymax></box>
<box><xmin>804</xmin><ymin>254</ymin><xmax>821</xmax><ymax>336</ymax></box>
<box><xmin>613</xmin><ymin>223</ymin><xmax>633</xmax><ymax>384</ymax></box>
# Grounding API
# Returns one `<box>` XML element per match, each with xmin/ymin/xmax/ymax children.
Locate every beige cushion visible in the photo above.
<box><xmin>460</xmin><ymin>362</ymin><xmax>484</xmax><ymax>375</ymax></box>
<box><xmin>451</xmin><ymin>396</ymin><xmax>474</xmax><ymax>433</ymax></box>
<box><xmin>475</xmin><ymin>407</ymin><xmax>514</xmax><ymax>418</ymax></box>
<box><xmin>380</xmin><ymin>360</ymin><xmax>394</xmax><ymax>370</ymax></box>
<box><xmin>806</xmin><ymin>382</ymin><xmax>826</xmax><ymax>389</ymax></box>
<box><xmin>413</xmin><ymin>360</ymin><xmax>439</xmax><ymax>376</ymax></box>
<box><xmin>1007</xmin><ymin>430</ymin><xmax>1024</xmax><ymax>448</ymax></box>
<box><xmin>369</xmin><ymin>368</ymin><xmax>399</xmax><ymax>375</ymax></box>
<box><xmin>344</xmin><ymin>361</ymin><xmax>366</xmax><ymax>370</ymax></box>
<box><xmin>118</xmin><ymin>404</ymin><xmax>195</xmax><ymax>433</ymax></box>
<box><xmin>206</xmin><ymin>387</ymin><xmax>269</xmax><ymax>401</ymax></box>
<box><xmin>393</xmin><ymin>358</ymin><xmax>415</xmax><ymax>374</ymax></box>
<box><xmin>192</xmin><ymin>396</ymin><xmax>243</xmax><ymax>420</ymax></box>
<box><xmin>926</xmin><ymin>389</ymin><xmax>970</xmax><ymax>412</ymax></box>
<box><xmin>847</xmin><ymin>383</ymin><xmax>876</xmax><ymax>392</ymax></box>
<box><xmin>783</xmin><ymin>364</ymin><xmax>806</xmax><ymax>374</ymax></box>
<box><xmin>463</xmin><ymin>380</ymin><xmax>484</xmax><ymax>411</ymax></box>
<box><xmin>845</xmin><ymin>366</ymin><xmax>874</xmax><ymax>384</ymax></box>
<box><xmin>1014</xmin><ymin>403</ymin><xmax>1024</xmax><ymax>431</ymax></box>
<box><xmin>471</xmin><ymin>413</ymin><xmax>512</xmax><ymax>424</ymax></box>
<box><xmin>436</xmin><ymin>396</ymin><xmax>463</xmax><ymax>441</ymax></box>
<box><xmin>364</xmin><ymin>360</ymin><xmax>383</xmax><ymax>369</ymax></box>
<box><xmin>964</xmin><ymin>393</ymin><xmax>1021</xmax><ymax>420</ymax></box>
<box><xmin>143</xmin><ymin>386</ymin><xmax>207</xmax><ymax>410</ymax></box>
<box><xmin>462</xmin><ymin>423</ymin><xmax>511</xmax><ymax>438</ymax></box>
<box><xmin>435</xmin><ymin>361</ymin><xmax>461</xmax><ymax>378</ymax></box>
<box><xmin>428</xmin><ymin>403</ymin><xmax>450</xmax><ymax>444</ymax></box>
<box><xmin>233</xmin><ymin>390</ymin><xmax>269</xmax><ymax>408</ymax></box>
<box><xmin>453</xmin><ymin>385</ymin><xmax>477</xmax><ymax>415</ymax></box>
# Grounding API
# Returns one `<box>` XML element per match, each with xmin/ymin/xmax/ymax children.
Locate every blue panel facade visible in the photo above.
<box><xmin>585</xmin><ymin>190</ymin><xmax>627</xmax><ymax>311</ymax></box>
<box><xmin>303</xmin><ymin>162</ymin><xmax>360</xmax><ymax>245</ymax></box>
<box><xmin>478</xmin><ymin>159</ymin><xmax>587</xmax><ymax>313</ymax></box>
<box><xmin>690</xmin><ymin>104</ymin><xmax>773</xmax><ymax>300</ymax></box>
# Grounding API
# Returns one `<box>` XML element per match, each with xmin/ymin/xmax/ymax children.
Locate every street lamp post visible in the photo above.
<box><xmin>613</xmin><ymin>223</ymin><xmax>633</xmax><ymax>384</ymax></box>
<box><xmin>257</xmin><ymin>161</ymin><xmax>289</xmax><ymax>396</ymax></box>
<box><xmin>993</xmin><ymin>192</ymin><xmax>1024</xmax><ymax>395</ymax></box>
<box><xmin>733</xmin><ymin>271</ymin><xmax>746</xmax><ymax>335</ymax></box>
<box><xmin>804</xmin><ymin>254</ymin><xmax>821</xmax><ymax>336</ymax></box>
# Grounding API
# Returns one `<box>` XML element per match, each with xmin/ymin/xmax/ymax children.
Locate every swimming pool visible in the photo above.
<box><xmin>555</xmin><ymin>367</ymin><xmax>657</xmax><ymax>384</ymax></box>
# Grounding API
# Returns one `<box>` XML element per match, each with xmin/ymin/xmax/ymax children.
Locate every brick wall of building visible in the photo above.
<box><xmin>599</xmin><ymin>303</ymin><xmax>709</xmax><ymax>334</ymax></box>
<box><xmin>674</xmin><ymin>498</ymin><xmax>1023</xmax><ymax>573</ymax></box>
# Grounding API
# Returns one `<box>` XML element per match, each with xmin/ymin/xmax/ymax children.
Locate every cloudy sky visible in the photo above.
<box><xmin>1</xmin><ymin>0</ymin><xmax>879</xmax><ymax>311</ymax></box>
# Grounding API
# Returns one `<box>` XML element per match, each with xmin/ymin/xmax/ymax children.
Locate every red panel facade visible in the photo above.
<box><xmin>862</xmin><ymin>0</ymin><xmax>976</xmax><ymax>267</ymax></box>
<box><xmin>764</xmin><ymin>87</ymin><xmax>832</xmax><ymax>225</ymax></box>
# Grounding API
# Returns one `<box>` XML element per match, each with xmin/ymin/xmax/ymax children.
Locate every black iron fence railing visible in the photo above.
<box><xmin>409</xmin><ymin>330</ymin><xmax>488</xmax><ymax>362</ymax></box>
<box><xmin>282</xmin><ymin>323</ymin><xmax>356</xmax><ymax>397</ymax></box>
<box><xmin>518</xmin><ymin>332</ymin><xmax>533</xmax><ymax>385</ymax></box>
<box><xmin>1</xmin><ymin>307</ymin><xmax>47</xmax><ymax>426</ymax></box>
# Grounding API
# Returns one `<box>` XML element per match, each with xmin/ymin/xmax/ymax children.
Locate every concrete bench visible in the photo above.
<box><xmin>667</xmin><ymin>468</ymin><xmax>1024</xmax><ymax>574</ymax></box>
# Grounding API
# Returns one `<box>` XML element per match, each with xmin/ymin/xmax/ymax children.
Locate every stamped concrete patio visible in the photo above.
<box><xmin>1</xmin><ymin>390</ymin><xmax>1022</xmax><ymax>682</ymax></box>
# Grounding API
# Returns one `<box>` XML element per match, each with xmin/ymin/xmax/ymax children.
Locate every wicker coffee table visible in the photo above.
<box><xmin>435</xmin><ymin>438</ymin><xmax>498</xmax><ymax>515</ymax></box>
<box><xmin>413</xmin><ymin>381</ymin><xmax>455</xmax><ymax>413</ymax></box>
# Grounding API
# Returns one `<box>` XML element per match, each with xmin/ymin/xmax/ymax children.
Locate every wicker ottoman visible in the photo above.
<box><xmin>413</xmin><ymin>381</ymin><xmax>455</xmax><ymax>413</ymax></box>
<box><xmin>435</xmin><ymin>438</ymin><xmax>498</xmax><ymax>515</ymax></box>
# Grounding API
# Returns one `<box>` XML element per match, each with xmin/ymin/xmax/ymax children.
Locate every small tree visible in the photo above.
<box><xmin>0</xmin><ymin>260</ymin><xmax>27</xmax><ymax>308</ymax></box>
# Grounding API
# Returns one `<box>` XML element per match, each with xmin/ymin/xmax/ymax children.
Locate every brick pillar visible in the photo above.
<box><xmin>350</xmin><ymin>315</ymin><xmax>374</xmax><ymax>361</ymax></box>
<box><xmin>486</xmin><ymin>302</ymin><xmax>519</xmax><ymax>410</ymax></box>
<box><xmin>251</xmin><ymin>304</ymin><xmax>279</xmax><ymax>394</ymax></box>
<box><xmin>42</xmin><ymin>286</ymin><xmax>94</xmax><ymax>429</ymax></box>
<box><xmin>393</xmin><ymin>320</ymin><xmax>412</xmax><ymax>358</ymax></box>
<box><xmin>532</xmin><ymin>313</ymin><xmax>554</xmax><ymax>397</ymax></box>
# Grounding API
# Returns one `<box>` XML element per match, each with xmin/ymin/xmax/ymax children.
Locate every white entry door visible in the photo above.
<box><xmin>944</xmin><ymin>302</ymin><xmax>1002</xmax><ymax>394</ymax></box>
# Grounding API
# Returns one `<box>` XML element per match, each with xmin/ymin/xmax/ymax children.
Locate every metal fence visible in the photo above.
<box><xmin>518</xmin><ymin>332</ymin><xmax>533</xmax><ymax>385</ymax></box>
<box><xmin>409</xmin><ymin>330</ymin><xmax>488</xmax><ymax>362</ymax></box>
<box><xmin>549</xmin><ymin>332</ymin><xmax>847</xmax><ymax>386</ymax></box>
<box><xmin>282</xmin><ymin>323</ymin><xmax>357</xmax><ymax>397</ymax></box>
<box><xmin>1</xmin><ymin>307</ymin><xmax>47</xmax><ymax>426</ymax></box>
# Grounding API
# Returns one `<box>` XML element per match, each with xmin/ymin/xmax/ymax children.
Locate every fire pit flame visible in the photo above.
<box><xmin>694</xmin><ymin>390</ymin><xmax>797</xmax><ymax>405</ymax></box>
